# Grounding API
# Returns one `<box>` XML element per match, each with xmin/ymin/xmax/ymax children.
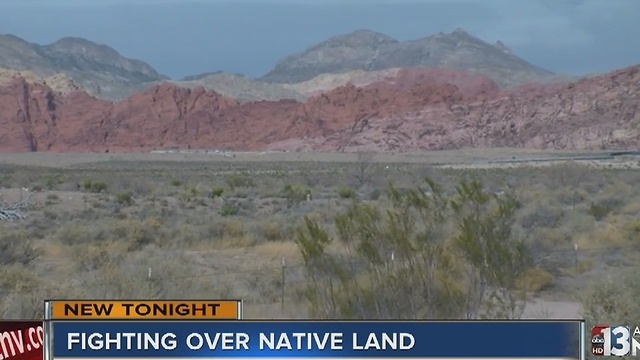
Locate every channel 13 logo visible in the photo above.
<box><xmin>592</xmin><ymin>326</ymin><xmax>640</xmax><ymax>356</ymax></box>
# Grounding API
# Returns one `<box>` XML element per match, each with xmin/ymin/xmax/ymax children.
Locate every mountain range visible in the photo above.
<box><xmin>0</xmin><ymin>28</ymin><xmax>636</xmax><ymax>153</ymax></box>
<box><xmin>0</xmin><ymin>29</ymin><xmax>570</xmax><ymax>102</ymax></box>
<box><xmin>260</xmin><ymin>28</ymin><xmax>566</xmax><ymax>87</ymax></box>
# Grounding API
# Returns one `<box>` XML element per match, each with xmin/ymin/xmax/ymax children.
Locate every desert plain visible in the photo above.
<box><xmin>1</xmin><ymin>149</ymin><xmax>637</xmax><ymax>322</ymax></box>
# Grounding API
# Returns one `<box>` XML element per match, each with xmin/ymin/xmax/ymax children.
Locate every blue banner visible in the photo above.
<box><xmin>52</xmin><ymin>320</ymin><xmax>581</xmax><ymax>358</ymax></box>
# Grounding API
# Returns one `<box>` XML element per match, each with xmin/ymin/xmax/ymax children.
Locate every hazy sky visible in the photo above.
<box><xmin>0</xmin><ymin>0</ymin><xmax>637</xmax><ymax>80</ymax></box>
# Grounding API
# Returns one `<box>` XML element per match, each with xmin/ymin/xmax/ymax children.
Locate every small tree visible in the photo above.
<box><xmin>354</xmin><ymin>152</ymin><xmax>374</xmax><ymax>188</ymax></box>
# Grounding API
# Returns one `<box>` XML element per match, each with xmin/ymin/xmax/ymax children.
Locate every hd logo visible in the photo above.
<box><xmin>592</xmin><ymin>326</ymin><xmax>640</xmax><ymax>356</ymax></box>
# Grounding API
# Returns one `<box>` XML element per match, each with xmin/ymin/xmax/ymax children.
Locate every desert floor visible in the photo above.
<box><xmin>1</xmin><ymin>148</ymin><xmax>635</xmax><ymax>319</ymax></box>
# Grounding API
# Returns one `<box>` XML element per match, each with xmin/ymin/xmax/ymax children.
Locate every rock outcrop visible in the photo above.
<box><xmin>171</xmin><ymin>72</ymin><xmax>306</xmax><ymax>103</ymax></box>
<box><xmin>0</xmin><ymin>67</ymin><xmax>80</xmax><ymax>94</ymax></box>
<box><xmin>0</xmin><ymin>65</ymin><xmax>638</xmax><ymax>153</ymax></box>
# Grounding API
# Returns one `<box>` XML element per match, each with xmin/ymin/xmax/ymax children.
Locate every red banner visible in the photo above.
<box><xmin>0</xmin><ymin>321</ymin><xmax>43</xmax><ymax>360</ymax></box>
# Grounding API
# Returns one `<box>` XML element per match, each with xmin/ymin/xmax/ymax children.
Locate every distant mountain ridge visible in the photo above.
<box><xmin>0</xmin><ymin>34</ymin><xmax>168</xmax><ymax>100</ymax></box>
<box><xmin>261</xmin><ymin>28</ymin><xmax>565</xmax><ymax>88</ymax></box>
<box><xmin>0</xmin><ymin>29</ymin><xmax>574</xmax><ymax>102</ymax></box>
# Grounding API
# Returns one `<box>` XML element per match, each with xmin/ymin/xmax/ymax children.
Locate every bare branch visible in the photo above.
<box><xmin>0</xmin><ymin>193</ymin><xmax>32</xmax><ymax>221</ymax></box>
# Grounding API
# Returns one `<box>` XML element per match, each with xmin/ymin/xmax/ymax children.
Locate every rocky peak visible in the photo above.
<box><xmin>452</xmin><ymin>27</ymin><xmax>469</xmax><ymax>36</ymax></box>
<box><xmin>43</xmin><ymin>37</ymin><xmax>165</xmax><ymax>79</ymax></box>
<box><xmin>321</xmin><ymin>29</ymin><xmax>398</xmax><ymax>48</ymax></box>
<box><xmin>437</xmin><ymin>27</ymin><xmax>491</xmax><ymax>46</ymax></box>
<box><xmin>494</xmin><ymin>40</ymin><xmax>512</xmax><ymax>54</ymax></box>
<box><xmin>45</xmin><ymin>37</ymin><xmax>121</xmax><ymax>59</ymax></box>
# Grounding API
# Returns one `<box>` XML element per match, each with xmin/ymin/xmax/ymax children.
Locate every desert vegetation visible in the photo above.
<box><xmin>0</xmin><ymin>155</ymin><xmax>637</xmax><ymax>324</ymax></box>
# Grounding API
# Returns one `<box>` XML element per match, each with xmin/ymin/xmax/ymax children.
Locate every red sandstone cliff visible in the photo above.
<box><xmin>0</xmin><ymin>66</ymin><xmax>638</xmax><ymax>153</ymax></box>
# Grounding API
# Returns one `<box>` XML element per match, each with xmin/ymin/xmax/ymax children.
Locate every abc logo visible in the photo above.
<box><xmin>591</xmin><ymin>334</ymin><xmax>605</xmax><ymax>355</ymax></box>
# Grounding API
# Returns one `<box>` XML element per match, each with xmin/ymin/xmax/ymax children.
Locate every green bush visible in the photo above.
<box><xmin>210</xmin><ymin>187</ymin><xmax>224</xmax><ymax>198</ymax></box>
<box><xmin>225</xmin><ymin>174</ymin><xmax>254</xmax><ymax>190</ymax></box>
<box><xmin>281</xmin><ymin>185</ymin><xmax>310</xmax><ymax>207</ymax></box>
<box><xmin>219</xmin><ymin>203</ymin><xmax>239</xmax><ymax>217</ymax></box>
<box><xmin>115</xmin><ymin>191</ymin><xmax>134</xmax><ymax>206</ymax></box>
<box><xmin>336</xmin><ymin>187</ymin><xmax>356</xmax><ymax>199</ymax></box>
<box><xmin>297</xmin><ymin>178</ymin><xmax>532</xmax><ymax>320</ymax></box>
<box><xmin>587</xmin><ymin>202</ymin><xmax>612</xmax><ymax>221</ymax></box>
<box><xmin>83</xmin><ymin>180</ymin><xmax>108</xmax><ymax>193</ymax></box>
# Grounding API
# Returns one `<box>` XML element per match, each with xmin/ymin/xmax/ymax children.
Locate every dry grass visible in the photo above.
<box><xmin>0</xmin><ymin>152</ymin><xmax>639</xmax><ymax>319</ymax></box>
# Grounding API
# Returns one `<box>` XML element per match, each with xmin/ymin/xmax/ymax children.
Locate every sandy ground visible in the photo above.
<box><xmin>522</xmin><ymin>299</ymin><xmax>582</xmax><ymax>319</ymax></box>
<box><xmin>0</xmin><ymin>148</ymin><xmax>615</xmax><ymax>167</ymax></box>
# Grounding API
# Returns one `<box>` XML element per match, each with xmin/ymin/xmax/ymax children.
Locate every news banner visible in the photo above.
<box><xmin>2</xmin><ymin>299</ymin><xmax>638</xmax><ymax>360</ymax></box>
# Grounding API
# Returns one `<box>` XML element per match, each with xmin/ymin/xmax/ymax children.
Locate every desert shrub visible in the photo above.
<box><xmin>55</xmin><ymin>222</ymin><xmax>99</xmax><ymax>245</ymax></box>
<box><xmin>519</xmin><ymin>205</ymin><xmax>565</xmax><ymax>229</ymax></box>
<box><xmin>221</xmin><ymin>220</ymin><xmax>246</xmax><ymax>239</ymax></box>
<box><xmin>281</xmin><ymin>185</ymin><xmax>310</xmax><ymax>207</ymax></box>
<box><xmin>554</xmin><ymin>187</ymin><xmax>586</xmax><ymax>208</ymax></box>
<box><xmin>450</xmin><ymin>179</ymin><xmax>532</xmax><ymax>319</ymax></box>
<box><xmin>110</xmin><ymin>218</ymin><xmax>163</xmax><ymax>251</ymax></box>
<box><xmin>582</xmin><ymin>270</ymin><xmax>640</xmax><ymax>338</ymax></box>
<box><xmin>83</xmin><ymin>180</ymin><xmax>108</xmax><ymax>193</ymax></box>
<box><xmin>115</xmin><ymin>191</ymin><xmax>134</xmax><ymax>206</ymax></box>
<box><xmin>45</xmin><ymin>175</ymin><xmax>64</xmax><ymax>190</ymax></box>
<box><xmin>0</xmin><ymin>264</ymin><xmax>54</xmax><ymax>318</ymax></box>
<box><xmin>170</xmin><ymin>179</ymin><xmax>182</xmax><ymax>187</ymax></box>
<box><xmin>587</xmin><ymin>202</ymin><xmax>612</xmax><ymax>221</ymax></box>
<box><xmin>516</xmin><ymin>268</ymin><xmax>554</xmax><ymax>292</ymax></box>
<box><xmin>260</xmin><ymin>221</ymin><xmax>284</xmax><ymax>242</ymax></box>
<box><xmin>217</xmin><ymin>219</ymin><xmax>255</xmax><ymax>247</ymax></box>
<box><xmin>210</xmin><ymin>186</ymin><xmax>224</xmax><ymax>198</ymax></box>
<box><xmin>573</xmin><ymin>259</ymin><xmax>595</xmax><ymax>274</ymax></box>
<box><xmin>179</xmin><ymin>187</ymin><xmax>200</xmax><ymax>203</ymax></box>
<box><xmin>93</xmin><ymin>181</ymin><xmax>108</xmax><ymax>193</ymax></box>
<box><xmin>219</xmin><ymin>203</ymin><xmax>239</xmax><ymax>216</ymax></box>
<box><xmin>73</xmin><ymin>242</ymin><xmax>126</xmax><ymax>272</ymax></box>
<box><xmin>0</xmin><ymin>231</ymin><xmax>41</xmax><ymax>266</ymax></box>
<box><xmin>225</xmin><ymin>174</ymin><xmax>254</xmax><ymax>190</ymax></box>
<box><xmin>592</xmin><ymin>222</ymin><xmax>628</xmax><ymax>247</ymax></box>
<box><xmin>623</xmin><ymin>219</ymin><xmax>640</xmax><ymax>239</ymax></box>
<box><xmin>595</xmin><ymin>196</ymin><xmax>626</xmax><ymax>212</ymax></box>
<box><xmin>336</xmin><ymin>186</ymin><xmax>356</xmax><ymax>199</ymax></box>
<box><xmin>296</xmin><ymin>178</ymin><xmax>532</xmax><ymax>320</ymax></box>
<box><xmin>532</xmin><ymin>227</ymin><xmax>571</xmax><ymax>250</ymax></box>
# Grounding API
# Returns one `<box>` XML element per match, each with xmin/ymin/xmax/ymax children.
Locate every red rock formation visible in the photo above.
<box><xmin>0</xmin><ymin>66</ymin><xmax>638</xmax><ymax>153</ymax></box>
<box><xmin>290</xmin><ymin>65</ymin><xmax>640</xmax><ymax>152</ymax></box>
